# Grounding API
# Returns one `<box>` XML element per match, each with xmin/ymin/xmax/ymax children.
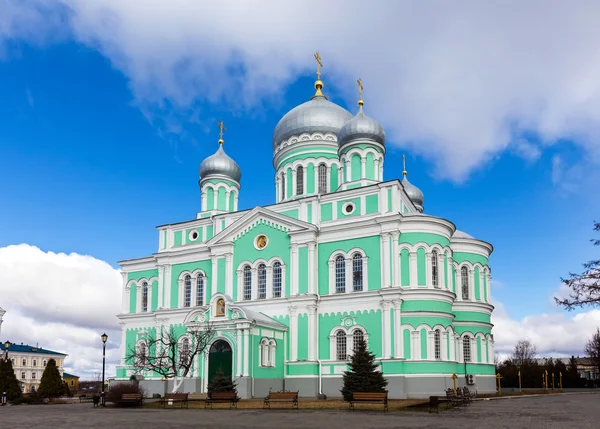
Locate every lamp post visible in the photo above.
<box><xmin>2</xmin><ymin>341</ymin><xmax>10</xmax><ymax>406</ymax></box>
<box><xmin>101</xmin><ymin>333</ymin><xmax>108</xmax><ymax>407</ymax></box>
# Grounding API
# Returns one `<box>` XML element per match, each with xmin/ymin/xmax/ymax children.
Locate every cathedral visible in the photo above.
<box><xmin>116</xmin><ymin>55</ymin><xmax>495</xmax><ymax>399</ymax></box>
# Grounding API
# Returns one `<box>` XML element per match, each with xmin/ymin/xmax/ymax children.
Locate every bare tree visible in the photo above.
<box><xmin>585</xmin><ymin>327</ymin><xmax>600</xmax><ymax>376</ymax></box>
<box><xmin>126</xmin><ymin>325</ymin><xmax>214</xmax><ymax>393</ymax></box>
<box><xmin>512</xmin><ymin>339</ymin><xmax>537</xmax><ymax>367</ymax></box>
<box><xmin>556</xmin><ymin>222</ymin><xmax>600</xmax><ymax>310</ymax></box>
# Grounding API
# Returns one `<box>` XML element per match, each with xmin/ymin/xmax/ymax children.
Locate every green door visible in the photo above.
<box><xmin>208</xmin><ymin>340</ymin><xmax>233</xmax><ymax>384</ymax></box>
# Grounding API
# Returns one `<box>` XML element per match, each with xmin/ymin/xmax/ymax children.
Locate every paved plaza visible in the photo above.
<box><xmin>1</xmin><ymin>393</ymin><xmax>599</xmax><ymax>428</ymax></box>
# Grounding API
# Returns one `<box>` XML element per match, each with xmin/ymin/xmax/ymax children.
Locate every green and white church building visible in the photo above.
<box><xmin>116</xmin><ymin>67</ymin><xmax>495</xmax><ymax>399</ymax></box>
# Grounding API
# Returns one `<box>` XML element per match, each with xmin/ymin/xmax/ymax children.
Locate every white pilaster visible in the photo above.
<box><xmin>479</xmin><ymin>270</ymin><xmax>485</xmax><ymax>301</ymax></box>
<box><xmin>289</xmin><ymin>307</ymin><xmax>298</xmax><ymax>361</ymax></box>
<box><xmin>307</xmin><ymin>305</ymin><xmax>317</xmax><ymax>361</ymax></box>
<box><xmin>211</xmin><ymin>256</ymin><xmax>218</xmax><ymax>297</ymax></box>
<box><xmin>302</xmin><ymin>166</ymin><xmax>308</xmax><ymax>195</ymax></box>
<box><xmin>409</xmin><ymin>251</ymin><xmax>417</xmax><ymax>287</ymax></box>
<box><xmin>381</xmin><ymin>301</ymin><xmax>392</xmax><ymax>358</ymax></box>
<box><xmin>487</xmin><ymin>272</ymin><xmax>492</xmax><ymax>302</ymax></box>
<box><xmin>290</xmin><ymin>244</ymin><xmax>299</xmax><ymax>296</ymax></box>
<box><xmin>292</xmin><ymin>169</ymin><xmax>297</xmax><ymax>196</ymax></box>
<box><xmin>469</xmin><ymin>269</ymin><xmax>475</xmax><ymax>301</ymax></box>
<box><xmin>201</xmin><ymin>191</ymin><xmax>207</xmax><ymax>211</ymax></box>
<box><xmin>411</xmin><ymin>331</ymin><xmax>420</xmax><ymax>360</ymax></box>
<box><xmin>237</xmin><ymin>329</ymin><xmax>243</xmax><ymax>376</ymax></box>
<box><xmin>243</xmin><ymin>329</ymin><xmax>250</xmax><ymax>376</ymax></box>
<box><xmin>438</xmin><ymin>253</ymin><xmax>445</xmax><ymax>290</ymax></box>
<box><xmin>266</xmin><ymin>266</ymin><xmax>273</xmax><ymax>299</ymax></box>
<box><xmin>393</xmin><ymin>300</ymin><xmax>402</xmax><ymax>358</ymax></box>
<box><xmin>374</xmin><ymin>159</ymin><xmax>380</xmax><ymax>181</ymax></box>
<box><xmin>345</xmin><ymin>159</ymin><xmax>351</xmax><ymax>182</ymax></box>
<box><xmin>391</xmin><ymin>232</ymin><xmax>400</xmax><ymax>287</ymax></box>
<box><xmin>308</xmin><ymin>242</ymin><xmax>316</xmax><ymax>294</ymax></box>
<box><xmin>225</xmin><ymin>253</ymin><xmax>233</xmax><ymax>297</ymax></box>
<box><xmin>360</xmin><ymin>157</ymin><xmax>366</xmax><ymax>179</ymax></box>
<box><xmin>164</xmin><ymin>265</ymin><xmax>172</xmax><ymax>309</ymax></box>
<box><xmin>381</xmin><ymin>233</ymin><xmax>390</xmax><ymax>288</ymax></box>
<box><xmin>120</xmin><ymin>322</ymin><xmax>127</xmax><ymax>364</ymax></box>
<box><xmin>427</xmin><ymin>331</ymin><xmax>434</xmax><ymax>360</ymax></box>
<box><xmin>251</xmin><ymin>268</ymin><xmax>258</xmax><ymax>300</ymax></box>
<box><xmin>442</xmin><ymin>332</ymin><xmax>449</xmax><ymax>361</ymax></box>
<box><xmin>425</xmin><ymin>253</ymin><xmax>432</xmax><ymax>288</ymax></box>
<box><xmin>275</xmin><ymin>175</ymin><xmax>280</xmax><ymax>202</ymax></box>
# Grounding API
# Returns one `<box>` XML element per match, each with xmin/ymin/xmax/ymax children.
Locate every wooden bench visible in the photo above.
<box><xmin>429</xmin><ymin>395</ymin><xmax>440</xmax><ymax>413</ymax></box>
<box><xmin>115</xmin><ymin>393</ymin><xmax>143</xmax><ymax>407</ymax></box>
<box><xmin>445</xmin><ymin>389</ymin><xmax>463</xmax><ymax>409</ymax></box>
<box><xmin>205</xmin><ymin>391</ymin><xmax>240</xmax><ymax>409</ymax></box>
<box><xmin>159</xmin><ymin>393</ymin><xmax>189</xmax><ymax>408</ymax></box>
<box><xmin>263</xmin><ymin>391</ymin><xmax>299</xmax><ymax>409</ymax></box>
<box><xmin>349</xmin><ymin>392</ymin><xmax>388</xmax><ymax>412</ymax></box>
<box><xmin>188</xmin><ymin>393</ymin><xmax>207</xmax><ymax>402</ymax></box>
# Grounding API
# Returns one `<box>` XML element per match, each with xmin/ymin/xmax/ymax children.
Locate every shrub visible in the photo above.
<box><xmin>38</xmin><ymin>359</ymin><xmax>65</xmax><ymax>398</ymax></box>
<box><xmin>340</xmin><ymin>339</ymin><xmax>388</xmax><ymax>401</ymax></box>
<box><xmin>106</xmin><ymin>382</ymin><xmax>146</xmax><ymax>404</ymax></box>
<box><xmin>207</xmin><ymin>369</ymin><xmax>237</xmax><ymax>396</ymax></box>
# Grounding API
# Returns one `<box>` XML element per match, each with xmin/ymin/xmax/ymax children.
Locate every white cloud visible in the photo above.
<box><xmin>0</xmin><ymin>244</ymin><xmax>122</xmax><ymax>379</ymax></box>
<box><xmin>16</xmin><ymin>0</ymin><xmax>600</xmax><ymax>182</ymax></box>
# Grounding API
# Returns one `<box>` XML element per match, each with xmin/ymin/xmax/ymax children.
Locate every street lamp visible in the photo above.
<box><xmin>101</xmin><ymin>333</ymin><xmax>108</xmax><ymax>407</ymax></box>
<box><xmin>2</xmin><ymin>340</ymin><xmax>11</xmax><ymax>406</ymax></box>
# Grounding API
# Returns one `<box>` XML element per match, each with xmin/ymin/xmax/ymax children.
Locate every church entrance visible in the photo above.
<box><xmin>207</xmin><ymin>339</ymin><xmax>233</xmax><ymax>385</ymax></box>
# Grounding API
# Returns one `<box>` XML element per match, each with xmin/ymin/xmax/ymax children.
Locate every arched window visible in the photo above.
<box><xmin>335</xmin><ymin>255</ymin><xmax>345</xmax><ymax>293</ymax></box>
<box><xmin>431</xmin><ymin>250</ymin><xmax>439</xmax><ymax>288</ymax></box>
<box><xmin>353</xmin><ymin>330</ymin><xmax>364</xmax><ymax>354</ymax></box>
<box><xmin>296</xmin><ymin>165</ymin><xmax>304</xmax><ymax>195</ymax></box>
<box><xmin>272</xmin><ymin>262</ymin><xmax>282</xmax><ymax>298</ymax></box>
<box><xmin>336</xmin><ymin>330</ymin><xmax>347</xmax><ymax>361</ymax></box>
<box><xmin>463</xmin><ymin>337</ymin><xmax>471</xmax><ymax>362</ymax></box>
<box><xmin>32</xmin><ymin>359</ymin><xmax>37</xmax><ymax>367</ymax></box>
<box><xmin>43</xmin><ymin>360</ymin><xmax>47</xmax><ymax>367</ymax></box>
<box><xmin>184</xmin><ymin>275</ymin><xmax>192</xmax><ymax>307</ymax></box>
<box><xmin>434</xmin><ymin>330</ymin><xmax>441</xmax><ymax>360</ymax></box>
<box><xmin>461</xmin><ymin>266</ymin><xmax>469</xmax><ymax>300</ymax></box>
<box><xmin>318</xmin><ymin>163</ymin><xmax>328</xmax><ymax>194</ymax></box>
<box><xmin>258</xmin><ymin>264</ymin><xmax>267</xmax><ymax>299</ymax></box>
<box><xmin>243</xmin><ymin>265</ymin><xmax>252</xmax><ymax>300</ymax></box>
<box><xmin>142</xmin><ymin>281</ymin><xmax>149</xmax><ymax>312</ymax></box>
<box><xmin>196</xmin><ymin>275</ymin><xmax>204</xmax><ymax>306</ymax></box>
<box><xmin>137</xmin><ymin>342</ymin><xmax>148</xmax><ymax>365</ymax></box>
<box><xmin>180</xmin><ymin>338</ymin><xmax>190</xmax><ymax>365</ymax></box>
<box><xmin>281</xmin><ymin>174</ymin><xmax>286</xmax><ymax>200</ymax></box>
<box><xmin>269</xmin><ymin>339</ymin><xmax>277</xmax><ymax>367</ymax></box>
<box><xmin>352</xmin><ymin>253</ymin><xmax>363</xmax><ymax>292</ymax></box>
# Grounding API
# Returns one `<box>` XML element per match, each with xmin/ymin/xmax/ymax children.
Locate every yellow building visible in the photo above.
<box><xmin>63</xmin><ymin>372</ymin><xmax>80</xmax><ymax>391</ymax></box>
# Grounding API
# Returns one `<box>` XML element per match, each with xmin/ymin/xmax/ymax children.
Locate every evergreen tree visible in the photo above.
<box><xmin>37</xmin><ymin>359</ymin><xmax>64</xmax><ymax>398</ymax></box>
<box><xmin>207</xmin><ymin>369</ymin><xmax>237</xmax><ymax>396</ymax></box>
<box><xmin>0</xmin><ymin>358</ymin><xmax>23</xmax><ymax>401</ymax></box>
<box><xmin>340</xmin><ymin>339</ymin><xmax>387</xmax><ymax>401</ymax></box>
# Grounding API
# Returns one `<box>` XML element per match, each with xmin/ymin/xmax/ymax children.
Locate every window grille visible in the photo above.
<box><xmin>463</xmin><ymin>337</ymin><xmax>471</xmax><ymax>362</ymax></box>
<box><xmin>353</xmin><ymin>330</ymin><xmax>364</xmax><ymax>354</ymax></box>
<box><xmin>196</xmin><ymin>275</ymin><xmax>204</xmax><ymax>306</ymax></box>
<box><xmin>461</xmin><ymin>266</ymin><xmax>469</xmax><ymax>300</ymax></box>
<box><xmin>281</xmin><ymin>175</ymin><xmax>285</xmax><ymax>200</ymax></box>
<box><xmin>296</xmin><ymin>166</ymin><xmax>304</xmax><ymax>195</ymax></box>
<box><xmin>184</xmin><ymin>275</ymin><xmax>192</xmax><ymax>307</ymax></box>
<box><xmin>352</xmin><ymin>253</ymin><xmax>363</xmax><ymax>291</ymax></box>
<box><xmin>272</xmin><ymin>262</ymin><xmax>282</xmax><ymax>298</ymax></box>
<box><xmin>142</xmin><ymin>281</ymin><xmax>149</xmax><ymax>312</ymax></box>
<box><xmin>432</xmin><ymin>251</ymin><xmax>439</xmax><ymax>288</ymax></box>
<box><xmin>335</xmin><ymin>255</ymin><xmax>345</xmax><ymax>293</ymax></box>
<box><xmin>336</xmin><ymin>330</ymin><xmax>347</xmax><ymax>361</ymax></box>
<box><xmin>243</xmin><ymin>265</ymin><xmax>252</xmax><ymax>300</ymax></box>
<box><xmin>318</xmin><ymin>163</ymin><xmax>327</xmax><ymax>193</ymax></box>
<box><xmin>258</xmin><ymin>264</ymin><xmax>267</xmax><ymax>299</ymax></box>
<box><xmin>434</xmin><ymin>330</ymin><xmax>441</xmax><ymax>360</ymax></box>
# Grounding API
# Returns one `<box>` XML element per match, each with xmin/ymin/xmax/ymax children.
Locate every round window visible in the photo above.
<box><xmin>189</xmin><ymin>231</ymin><xmax>199</xmax><ymax>241</ymax></box>
<box><xmin>342</xmin><ymin>202</ymin><xmax>356</xmax><ymax>215</ymax></box>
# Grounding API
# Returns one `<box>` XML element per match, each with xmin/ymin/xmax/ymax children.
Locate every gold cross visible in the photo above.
<box><xmin>218</xmin><ymin>120</ymin><xmax>226</xmax><ymax>143</ymax></box>
<box><xmin>357</xmin><ymin>78</ymin><xmax>363</xmax><ymax>100</ymax></box>
<box><xmin>402</xmin><ymin>154</ymin><xmax>407</xmax><ymax>176</ymax></box>
<box><xmin>314</xmin><ymin>51</ymin><xmax>323</xmax><ymax>80</ymax></box>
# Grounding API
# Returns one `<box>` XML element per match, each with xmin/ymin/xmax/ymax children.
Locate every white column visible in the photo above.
<box><xmin>156</xmin><ymin>266</ymin><xmax>164</xmax><ymax>309</ymax></box>
<box><xmin>427</xmin><ymin>331</ymin><xmax>434</xmax><ymax>360</ymax></box>
<box><xmin>337</xmin><ymin>163</ymin><xmax>343</xmax><ymax>186</ymax></box>
<box><xmin>201</xmin><ymin>191</ymin><xmax>207</xmax><ymax>211</ymax></box>
<box><xmin>409</xmin><ymin>251</ymin><xmax>417</xmax><ymax>287</ymax></box>
<box><xmin>469</xmin><ymin>269</ymin><xmax>475</xmax><ymax>301</ymax></box>
<box><xmin>345</xmin><ymin>257</ymin><xmax>352</xmax><ymax>293</ymax></box>
<box><xmin>266</xmin><ymin>266</ymin><xmax>273</xmax><ymax>299</ymax></box>
<box><xmin>213</xmin><ymin>190</ymin><xmax>218</xmax><ymax>212</ymax></box>
<box><xmin>290</xmin><ymin>244</ymin><xmax>298</xmax><ymax>296</ymax></box>
<box><xmin>381</xmin><ymin>301</ymin><xmax>391</xmax><ymax>358</ymax></box>
<box><xmin>234</xmin><ymin>192</ymin><xmax>239</xmax><ymax>211</ymax></box>
<box><xmin>487</xmin><ymin>272</ymin><xmax>492</xmax><ymax>302</ymax></box>
<box><xmin>345</xmin><ymin>159</ymin><xmax>351</xmax><ymax>182</ymax></box>
<box><xmin>328</xmin><ymin>260</ymin><xmax>335</xmax><ymax>294</ymax></box>
<box><xmin>374</xmin><ymin>159</ymin><xmax>380</xmax><ymax>181</ymax></box>
<box><xmin>447</xmin><ymin>256</ymin><xmax>453</xmax><ymax>291</ymax></box>
<box><xmin>164</xmin><ymin>265</ymin><xmax>172</xmax><ymax>309</ymax></box>
<box><xmin>308</xmin><ymin>242</ymin><xmax>316</xmax><ymax>294</ymax></box>
<box><xmin>381</xmin><ymin>233</ymin><xmax>390</xmax><ymax>288</ymax></box>
<box><xmin>302</xmin><ymin>166</ymin><xmax>308</xmax><ymax>195</ymax></box>
<box><xmin>326</xmin><ymin>166</ymin><xmax>332</xmax><ymax>192</ymax></box>
<box><xmin>479</xmin><ymin>270</ymin><xmax>485</xmax><ymax>301</ymax></box>
<box><xmin>307</xmin><ymin>305</ymin><xmax>317</xmax><ymax>361</ymax></box>
<box><xmin>225</xmin><ymin>253</ymin><xmax>233</xmax><ymax>297</ymax></box>
<box><xmin>236</xmin><ymin>329</ymin><xmax>243</xmax><ymax>377</ymax></box>
<box><xmin>275</xmin><ymin>175</ymin><xmax>280</xmax><ymax>202</ymax></box>
<box><xmin>391</xmin><ymin>232</ymin><xmax>400</xmax><ymax>287</ymax></box>
<box><xmin>425</xmin><ymin>253</ymin><xmax>432</xmax><ymax>288</ymax></box>
<box><xmin>411</xmin><ymin>331</ymin><xmax>420</xmax><ymax>361</ymax></box>
<box><xmin>379</xmin><ymin>187</ymin><xmax>387</xmax><ymax>212</ymax></box>
<box><xmin>393</xmin><ymin>300</ymin><xmax>402</xmax><ymax>358</ymax></box>
<box><xmin>251</xmin><ymin>268</ymin><xmax>258</xmax><ymax>300</ymax></box>
<box><xmin>289</xmin><ymin>307</ymin><xmax>298</xmax><ymax>361</ymax></box>
<box><xmin>211</xmin><ymin>256</ymin><xmax>218</xmax><ymax>296</ymax></box>
<box><xmin>243</xmin><ymin>328</ymin><xmax>250</xmax><ymax>376</ymax></box>
<box><xmin>360</xmin><ymin>157</ymin><xmax>366</xmax><ymax>179</ymax></box>
<box><xmin>442</xmin><ymin>332</ymin><xmax>449</xmax><ymax>361</ymax></box>
<box><xmin>456</xmin><ymin>268</ymin><xmax>462</xmax><ymax>301</ymax></box>
<box><xmin>379</xmin><ymin>161</ymin><xmax>384</xmax><ymax>181</ymax></box>
<box><xmin>292</xmin><ymin>168</ymin><xmax>297</xmax><ymax>196</ymax></box>
<box><xmin>439</xmin><ymin>253</ymin><xmax>445</xmax><ymax>290</ymax></box>
<box><xmin>225</xmin><ymin>190</ymin><xmax>231</xmax><ymax>211</ymax></box>
<box><xmin>236</xmin><ymin>269</ymin><xmax>243</xmax><ymax>301</ymax></box>
<box><xmin>450</xmin><ymin>335</ymin><xmax>456</xmax><ymax>361</ymax></box>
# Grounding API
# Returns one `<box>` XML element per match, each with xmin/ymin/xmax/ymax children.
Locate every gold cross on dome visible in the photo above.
<box><xmin>357</xmin><ymin>78</ymin><xmax>364</xmax><ymax>106</ymax></box>
<box><xmin>314</xmin><ymin>51</ymin><xmax>323</xmax><ymax>80</ymax></box>
<box><xmin>218</xmin><ymin>120</ymin><xmax>226</xmax><ymax>143</ymax></box>
<box><xmin>402</xmin><ymin>154</ymin><xmax>407</xmax><ymax>176</ymax></box>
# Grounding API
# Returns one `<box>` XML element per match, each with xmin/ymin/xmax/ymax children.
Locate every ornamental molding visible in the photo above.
<box><xmin>275</xmin><ymin>132</ymin><xmax>338</xmax><ymax>153</ymax></box>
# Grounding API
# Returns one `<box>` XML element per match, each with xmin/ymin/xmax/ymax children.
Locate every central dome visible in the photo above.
<box><xmin>199</xmin><ymin>145</ymin><xmax>242</xmax><ymax>182</ymax></box>
<box><xmin>272</xmin><ymin>97</ymin><xmax>352</xmax><ymax>151</ymax></box>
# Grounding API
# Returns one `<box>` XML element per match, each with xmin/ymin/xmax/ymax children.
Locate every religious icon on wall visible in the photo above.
<box><xmin>256</xmin><ymin>234</ymin><xmax>268</xmax><ymax>249</ymax></box>
<box><xmin>216</xmin><ymin>298</ymin><xmax>225</xmax><ymax>317</ymax></box>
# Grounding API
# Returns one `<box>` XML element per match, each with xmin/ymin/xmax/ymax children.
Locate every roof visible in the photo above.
<box><xmin>0</xmin><ymin>343</ymin><xmax>67</xmax><ymax>356</ymax></box>
<box><xmin>62</xmin><ymin>372</ymin><xmax>79</xmax><ymax>379</ymax></box>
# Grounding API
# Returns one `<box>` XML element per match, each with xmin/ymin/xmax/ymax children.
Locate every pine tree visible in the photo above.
<box><xmin>37</xmin><ymin>359</ymin><xmax>64</xmax><ymax>398</ymax></box>
<box><xmin>0</xmin><ymin>358</ymin><xmax>23</xmax><ymax>401</ymax></box>
<box><xmin>207</xmin><ymin>369</ymin><xmax>237</xmax><ymax>396</ymax></box>
<box><xmin>340</xmin><ymin>339</ymin><xmax>388</xmax><ymax>401</ymax></box>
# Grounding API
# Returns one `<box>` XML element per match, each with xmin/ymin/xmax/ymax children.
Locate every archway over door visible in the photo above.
<box><xmin>208</xmin><ymin>339</ymin><xmax>233</xmax><ymax>385</ymax></box>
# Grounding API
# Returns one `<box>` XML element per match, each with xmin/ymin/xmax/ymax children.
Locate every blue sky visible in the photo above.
<box><xmin>1</xmin><ymin>1</ymin><xmax>600</xmax><ymax>377</ymax></box>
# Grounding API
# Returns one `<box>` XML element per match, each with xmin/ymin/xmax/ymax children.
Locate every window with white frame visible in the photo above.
<box><xmin>461</xmin><ymin>266</ymin><xmax>469</xmax><ymax>300</ymax></box>
<box><xmin>32</xmin><ymin>372</ymin><xmax>36</xmax><ymax>379</ymax></box>
<box><xmin>32</xmin><ymin>359</ymin><xmax>37</xmax><ymax>366</ymax></box>
<box><xmin>258</xmin><ymin>264</ymin><xmax>267</xmax><ymax>299</ymax></box>
<box><xmin>243</xmin><ymin>265</ymin><xmax>252</xmax><ymax>300</ymax></box>
<box><xmin>463</xmin><ymin>337</ymin><xmax>471</xmax><ymax>362</ymax></box>
<box><xmin>22</xmin><ymin>359</ymin><xmax>26</xmax><ymax>366</ymax></box>
<box><xmin>179</xmin><ymin>338</ymin><xmax>190</xmax><ymax>366</ymax></box>
<box><xmin>336</xmin><ymin>330</ymin><xmax>347</xmax><ymax>361</ymax></box>
<box><xmin>184</xmin><ymin>275</ymin><xmax>192</xmax><ymax>307</ymax></box>
<box><xmin>434</xmin><ymin>330</ymin><xmax>441</xmax><ymax>360</ymax></box>
<box><xmin>142</xmin><ymin>281</ymin><xmax>149</xmax><ymax>312</ymax></box>
<box><xmin>272</xmin><ymin>262</ymin><xmax>282</xmax><ymax>297</ymax></box>
<box><xmin>335</xmin><ymin>255</ymin><xmax>345</xmax><ymax>293</ymax></box>
<box><xmin>431</xmin><ymin>250</ymin><xmax>439</xmax><ymax>288</ymax></box>
<box><xmin>43</xmin><ymin>360</ymin><xmax>46</xmax><ymax>367</ymax></box>
<box><xmin>296</xmin><ymin>165</ymin><xmax>304</xmax><ymax>195</ymax></box>
<box><xmin>281</xmin><ymin>174</ymin><xmax>285</xmax><ymax>200</ymax></box>
<box><xmin>352</xmin><ymin>329</ymin><xmax>364</xmax><ymax>354</ymax></box>
<box><xmin>21</xmin><ymin>372</ymin><xmax>25</xmax><ymax>379</ymax></box>
<box><xmin>196</xmin><ymin>275</ymin><xmax>204</xmax><ymax>306</ymax></box>
<box><xmin>318</xmin><ymin>163</ymin><xmax>327</xmax><ymax>194</ymax></box>
<box><xmin>137</xmin><ymin>341</ymin><xmax>148</xmax><ymax>366</ymax></box>
<box><xmin>259</xmin><ymin>338</ymin><xmax>277</xmax><ymax>367</ymax></box>
<box><xmin>352</xmin><ymin>253</ymin><xmax>363</xmax><ymax>292</ymax></box>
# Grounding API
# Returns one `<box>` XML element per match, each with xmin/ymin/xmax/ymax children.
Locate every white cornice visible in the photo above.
<box><xmin>453</xmin><ymin>321</ymin><xmax>494</xmax><ymax>329</ymax></box>
<box><xmin>401</xmin><ymin>288</ymin><xmax>457</xmax><ymax>304</ymax></box>
<box><xmin>449</xmin><ymin>239</ymin><xmax>494</xmax><ymax>257</ymax></box>
<box><xmin>452</xmin><ymin>301</ymin><xmax>494</xmax><ymax>313</ymax></box>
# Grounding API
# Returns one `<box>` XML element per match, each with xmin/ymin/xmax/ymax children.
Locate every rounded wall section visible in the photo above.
<box><xmin>275</xmin><ymin>154</ymin><xmax>341</xmax><ymax>202</ymax></box>
<box><xmin>200</xmin><ymin>179</ymin><xmax>240</xmax><ymax>212</ymax></box>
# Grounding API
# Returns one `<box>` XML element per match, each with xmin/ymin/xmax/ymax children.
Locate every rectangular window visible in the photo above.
<box><xmin>22</xmin><ymin>359</ymin><xmax>26</xmax><ymax>366</ymax></box>
<box><xmin>432</xmin><ymin>252</ymin><xmax>439</xmax><ymax>288</ymax></box>
<box><xmin>463</xmin><ymin>337</ymin><xmax>471</xmax><ymax>362</ymax></box>
<box><xmin>318</xmin><ymin>164</ymin><xmax>327</xmax><ymax>194</ymax></box>
<box><xmin>21</xmin><ymin>372</ymin><xmax>26</xmax><ymax>379</ymax></box>
<box><xmin>32</xmin><ymin>372</ymin><xmax>36</xmax><ymax>379</ymax></box>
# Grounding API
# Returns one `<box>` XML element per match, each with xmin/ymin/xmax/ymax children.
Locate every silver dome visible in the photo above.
<box><xmin>453</xmin><ymin>230</ymin><xmax>474</xmax><ymax>239</ymax></box>
<box><xmin>402</xmin><ymin>176</ymin><xmax>424</xmax><ymax>212</ymax></box>
<box><xmin>272</xmin><ymin>96</ymin><xmax>352</xmax><ymax>150</ymax></box>
<box><xmin>337</xmin><ymin>106</ymin><xmax>386</xmax><ymax>149</ymax></box>
<box><xmin>199</xmin><ymin>145</ymin><xmax>241</xmax><ymax>182</ymax></box>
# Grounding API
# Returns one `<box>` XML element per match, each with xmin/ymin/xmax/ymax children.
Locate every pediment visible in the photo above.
<box><xmin>207</xmin><ymin>206</ymin><xmax>316</xmax><ymax>246</ymax></box>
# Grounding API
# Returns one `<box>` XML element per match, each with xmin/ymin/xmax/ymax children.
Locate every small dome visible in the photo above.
<box><xmin>272</xmin><ymin>97</ymin><xmax>352</xmax><ymax>151</ymax></box>
<box><xmin>337</xmin><ymin>106</ymin><xmax>386</xmax><ymax>149</ymax></box>
<box><xmin>199</xmin><ymin>145</ymin><xmax>241</xmax><ymax>182</ymax></box>
<box><xmin>453</xmin><ymin>230</ymin><xmax>474</xmax><ymax>239</ymax></box>
<box><xmin>402</xmin><ymin>176</ymin><xmax>424</xmax><ymax>212</ymax></box>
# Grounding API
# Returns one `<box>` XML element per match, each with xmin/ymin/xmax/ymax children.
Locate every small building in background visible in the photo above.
<box><xmin>63</xmin><ymin>372</ymin><xmax>80</xmax><ymax>391</ymax></box>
